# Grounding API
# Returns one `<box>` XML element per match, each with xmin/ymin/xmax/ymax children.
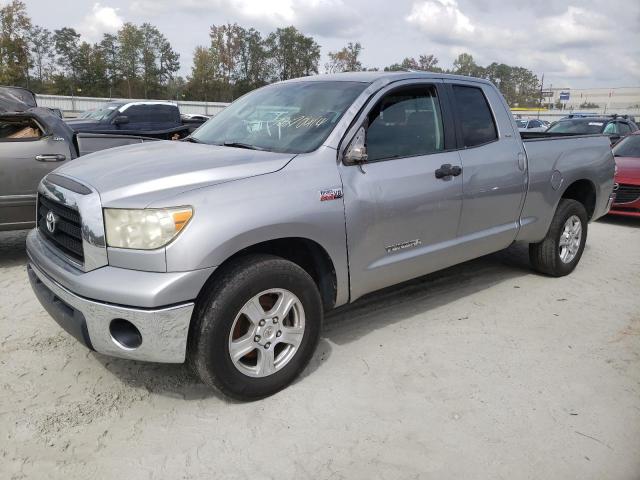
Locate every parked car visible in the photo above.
<box><xmin>27</xmin><ymin>72</ymin><xmax>615</xmax><ymax>400</ymax></box>
<box><xmin>545</xmin><ymin>116</ymin><xmax>638</xmax><ymax>145</ymax></box>
<box><xmin>516</xmin><ymin>118</ymin><xmax>550</xmax><ymax>132</ymax></box>
<box><xmin>610</xmin><ymin>131</ymin><xmax>640</xmax><ymax>217</ymax></box>
<box><xmin>180</xmin><ymin>113</ymin><xmax>210</xmax><ymax>133</ymax></box>
<box><xmin>66</xmin><ymin>101</ymin><xmax>191</xmax><ymax>139</ymax></box>
<box><xmin>0</xmin><ymin>106</ymin><xmax>158</xmax><ymax>232</ymax></box>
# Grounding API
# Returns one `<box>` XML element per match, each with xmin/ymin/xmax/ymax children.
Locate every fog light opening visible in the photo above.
<box><xmin>109</xmin><ymin>319</ymin><xmax>142</xmax><ymax>350</ymax></box>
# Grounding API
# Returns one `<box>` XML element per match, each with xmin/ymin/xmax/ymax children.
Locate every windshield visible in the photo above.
<box><xmin>516</xmin><ymin>120</ymin><xmax>527</xmax><ymax>128</ymax></box>
<box><xmin>546</xmin><ymin>119</ymin><xmax>606</xmax><ymax>134</ymax></box>
<box><xmin>191</xmin><ymin>81</ymin><xmax>367</xmax><ymax>153</ymax></box>
<box><xmin>613</xmin><ymin>135</ymin><xmax>640</xmax><ymax>157</ymax></box>
<box><xmin>80</xmin><ymin>103</ymin><xmax>122</xmax><ymax>120</ymax></box>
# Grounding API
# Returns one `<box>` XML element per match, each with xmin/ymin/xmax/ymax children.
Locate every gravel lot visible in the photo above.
<box><xmin>1</xmin><ymin>218</ymin><xmax>639</xmax><ymax>480</ymax></box>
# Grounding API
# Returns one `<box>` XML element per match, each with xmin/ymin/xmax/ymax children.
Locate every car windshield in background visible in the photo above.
<box><xmin>516</xmin><ymin>120</ymin><xmax>527</xmax><ymax>128</ymax></box>
<box><xmin>191</xmin><ymin>81</ymin><xmax>367</xmax><ymax>154</ymax></box>
<box><xmin>81</xmin><ymin>103</ymin><xmax>122</xmax><ymax>120</ymax></box>
<box><xmin>612</xmin><ymin>134</ymin><xmax>640</xmax><ymax>157</ymax></box>
<box><xmin>546</xmin><ymin>119</ymin><xmax>606</xmax><ymax>134</ymax></box>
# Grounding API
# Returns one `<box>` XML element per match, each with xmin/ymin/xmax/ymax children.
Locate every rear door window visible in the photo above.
<box><xmin>150</xmin><ymin>104</ymin><xmax>178</xmax><ymax>123</ymax></box>
<box><xmin>452</xmin><ymin>85</ymin><xmax>498</xmax><ymax>147</ymax></box>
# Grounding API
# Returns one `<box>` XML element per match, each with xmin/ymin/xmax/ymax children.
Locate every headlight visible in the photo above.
<box><xmin>104</xmin><ymin>207</ymin><xmax>193</xmax><ymax>250</ymax></box>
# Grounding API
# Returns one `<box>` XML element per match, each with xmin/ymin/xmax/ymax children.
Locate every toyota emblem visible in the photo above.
<box><xmin>45</xmin><ymin>211</ymin><xmax>58</xmax><ymax>233</ymax></box>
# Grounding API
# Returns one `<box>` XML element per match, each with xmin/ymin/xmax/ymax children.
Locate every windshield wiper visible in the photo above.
<box><xmin>182</xmin><ymin>136</ymin><xmax>202</xmax><ymax>143</ymax></box>
<box><xmin>222</xmin><ymin>141</ymin><xmax>266</xmax><ymax>151</ymax></box>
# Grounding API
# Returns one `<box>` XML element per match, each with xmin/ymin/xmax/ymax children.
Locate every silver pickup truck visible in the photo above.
<box><xmin>26</xmin><ymin>72</ymin><xmax>615</xmax><ymax>400</ymax></box>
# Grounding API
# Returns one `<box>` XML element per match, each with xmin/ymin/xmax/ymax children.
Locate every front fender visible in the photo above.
<box><xmin>158</xmin><ymin>148</ymin><xmax>350</xmax><ymax>306</ymax></box>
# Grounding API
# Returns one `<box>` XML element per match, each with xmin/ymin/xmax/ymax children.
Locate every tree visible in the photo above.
<box><xmin>74</xmin><ymin>41</ymin><xmax>107</xmax><ymax>96</ymax></box>
<box><xmin>234</xmin><ymin>27</ymin><xmax>269</xmax><ymax>96</ymax></box>
<box><xmin>452</xmin><ymin>53</ymin><xmax>484</xmax><ymax>77</ymax></box>
<box><xmin>53</xmin><ymin>27</ymin><xmax>81</xmax><ymax>93</ymax></box>
<box><xmin>417</xmin><ymin>54</ymin><xmax>440</xmax><ymax>72</ymax></box>
<box><xmin>265</xmin><ymin>26</ymin><xmax>320</xmax><ymax>81</ymax></box>
<box><xmin>187</xmin><ymin>45</ymin><xmax>216</xmax><ymax>101</ymax></box>
<box><xmin>325</xmin><ymin>42</ymin><xmax>363</xmax><ymax>73</ymax></box>
<box><xmin>138</xmin><ymin>23</ymin><xmax>179</xmax><ymax>98</ymax></box>
<box><xmin>117</xmin><ymin>23</ymin><xmax>143</xmax><ymax>97</ymax></box>
<box><xmin>210</xmin><ymin>24</ymin><xmax>244</xmax><ymax>83</ymax></box>
<box><xmin>0</xmin><ymin>0</ymin><xmax>32</xmax><ymax>86</ymax></box>
<box><xmin>99</xmin><ymin>33</ymin><xmax>119</xmax><ymax>97</ymax></box>
<box><xmin>29</xmin><ymin>25</ymin><xmax>55</xmax><ymax>86</ymax></box>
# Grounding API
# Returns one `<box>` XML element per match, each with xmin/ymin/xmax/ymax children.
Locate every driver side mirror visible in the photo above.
<box><xmin>343</xmin><ymin>126</ymin><xmax>368</xmax><ymax>164</ymax></box>
<box><xmin>112</xmin><ymin>115</ymin><xmax>129</xmax><ymax>125</ymax></box>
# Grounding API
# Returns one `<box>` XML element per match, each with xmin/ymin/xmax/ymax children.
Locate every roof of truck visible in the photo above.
<box><xmin>283</xmin><ymin>71</ymin><xmax>493</xmax><ymax>86</ymax></box>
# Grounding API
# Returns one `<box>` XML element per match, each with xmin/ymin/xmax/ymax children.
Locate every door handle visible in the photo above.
<box><xmin>517</xmin><ymin>152</ymin><xmax>525</xmax><ymax>171</ymax></box>
<box><xmin>35</xmin><ymin>154</ymin><xmax>66</xmax><ymax>162</ymax></box>
<box><xmin>435</xmin><ymin>164</ymin><xmax>462</xmax><ymax>179</ymax></box>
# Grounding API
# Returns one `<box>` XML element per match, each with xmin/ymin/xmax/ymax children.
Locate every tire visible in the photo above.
<box><xmin>188</xmin><ymin>254</ymin><xmax>322</xmax><ymax>401</ymax></box>
<box><xmin>529</xmin><ymin>199</ymin><xmax>588</xmax><ymax>277</ymax></box>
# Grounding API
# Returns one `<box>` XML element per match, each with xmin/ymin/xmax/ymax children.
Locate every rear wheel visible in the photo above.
<box><xmin>188</xmin><ymin>254</ymin><xmax>322</xmax><ymax>400</ymax></box>
<box><xmin>529</xmin><ymin>199</ymin><xmax>588</xmax><ymax>277</ymax></box>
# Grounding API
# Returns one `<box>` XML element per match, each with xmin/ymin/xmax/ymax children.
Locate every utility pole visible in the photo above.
<box><xmin>537</xmin><ymin>73</ymin><xmax>544</xmax><ymax>119</ymax></box>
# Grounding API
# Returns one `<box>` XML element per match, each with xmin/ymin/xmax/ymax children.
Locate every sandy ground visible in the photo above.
<box><xmin>0</xmin><ymin>218</ymin><xmax>639</xmax><ymax>480</ymax></box>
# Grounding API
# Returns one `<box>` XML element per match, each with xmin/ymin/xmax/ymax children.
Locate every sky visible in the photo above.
<box><xmin>20</xmin><ymin>0</ymin><xmax>640</xmax><ymax>89</ymax></box>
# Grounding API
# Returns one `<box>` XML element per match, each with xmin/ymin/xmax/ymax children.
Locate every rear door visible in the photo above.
<box><xmin>340</xmin><ymin>80</ymin><xmax>464</xmax><ymax>299</ymax></box>
<box><xmin>0</xmin><ymin>132</ymin><xmax>71</xmax><ymax>230</ymax></box>
<box><xmin>449</xmin><ymin>82</ymin><xmax>527</xmax><ymax>253</ymax></box>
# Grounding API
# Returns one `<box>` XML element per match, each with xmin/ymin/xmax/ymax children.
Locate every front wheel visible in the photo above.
<box><xmin>529</xmin><ymin>199</ymin><xmax>588</xmax><ymax>277</ymax></box>
<box><xmin>188</xmin><ymin>254</ymin><xmax>322</xmax><ymax>400</ymax></box>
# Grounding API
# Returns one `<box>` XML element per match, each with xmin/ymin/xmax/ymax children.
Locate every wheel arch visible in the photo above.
<box><xmin>560</xmin><ymin>178</ymin><xmax>597</xmax><ymax>220</ymax></box>
<box><xmin>196</xmin><ymin>236</ymin><xmax>339</xmax><ymax>312</ymax></box>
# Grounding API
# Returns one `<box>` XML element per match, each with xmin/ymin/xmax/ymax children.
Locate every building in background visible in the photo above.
<box><xmin>540</xmin><ymin>87</ymin><xmax>640</xmax><ymax>114</ymax></box>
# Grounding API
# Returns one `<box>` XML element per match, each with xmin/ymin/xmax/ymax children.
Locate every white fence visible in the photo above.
<box><xmin>35</xmin><ymin>94</ymin><xmax>230</xmax><ymax>117</ymax></box>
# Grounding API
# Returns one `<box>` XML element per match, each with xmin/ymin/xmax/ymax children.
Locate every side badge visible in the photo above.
<box><xmin>320</xmin><ymin>187</ymin><xmax>343</xmax><ymax>202</ymax></box>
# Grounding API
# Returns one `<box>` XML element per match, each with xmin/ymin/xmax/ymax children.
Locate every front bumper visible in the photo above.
<box><xmin>28</xmin><ymin>260</ymin><xmax>195</xmax><ymax>363</ymax></box>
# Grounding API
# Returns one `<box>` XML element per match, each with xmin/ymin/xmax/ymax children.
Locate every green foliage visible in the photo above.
<box><xmin>384</xmin><ymin>54</ymin><xmax>441</xmax><ymax>73</ymax></box>
<box><xmin>265</xmin><ymin>26</ymin><xmax>320</xmax><ymax>81</ymax></box>
<box><xmin>325</xmin><ymin>42</ymin><xmax>363</xmax><ymax>73</ymax></box>
<box><xmin>0</xmin><ymin>0</ymin><xmax>32</xmax><ymax>86</ymax></box>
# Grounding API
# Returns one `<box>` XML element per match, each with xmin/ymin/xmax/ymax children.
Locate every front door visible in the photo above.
<box><xmin>339</xmin><ymin>82</ymin><xmax>464</xmax><ymax>300</ymax></box>
<box><xmin>0</xmin><ymin>131</ymin><xmax>71</xmax><ymax>230</ymax></box>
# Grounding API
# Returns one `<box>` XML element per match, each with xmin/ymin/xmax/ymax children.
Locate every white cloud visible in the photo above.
<box><xmin>129</xmin><ymin>0</ymin><xmax>360</xmax><ymax>37</ymax></box>
<box><xmin>77</xmin><ymin>3</ymin><xmax>124</xmax><ymax>41</ymax></box>
<box><xmin>404</xmin><ymin>0</ymin><xmax>639</xmax><ymax>86</ymax></box>
<box><xmin>537</xmin><ymin>7</ymin><xmax>610</xmax><ymax>48</ymax></box>
<box><xmin>406</xmin><ymin>0</ymin><xmax>475</xmax><ymax>44</ymax></box>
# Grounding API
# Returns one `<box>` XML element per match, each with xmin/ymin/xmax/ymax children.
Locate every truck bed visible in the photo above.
<box><xmin>516</xmin><ymin>133</ymin><xmax>614</xmax><ymax>242</ymax></box>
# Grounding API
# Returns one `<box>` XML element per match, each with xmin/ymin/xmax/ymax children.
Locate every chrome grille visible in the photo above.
<box><xmin>37</xmin><ymin>194</ymin><xmax>84</xmax><ymax>263</ymax></box>
<box><xmin>614</xmin><ymin>184</ymin><xmax>640</xmax><ymax>204</ymax></box>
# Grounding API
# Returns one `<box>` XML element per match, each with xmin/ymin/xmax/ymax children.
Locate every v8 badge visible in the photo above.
<box><xmin>320</xmin><ymin>187</ymin><xmax>343</xmax><ymax>202</ymax></box>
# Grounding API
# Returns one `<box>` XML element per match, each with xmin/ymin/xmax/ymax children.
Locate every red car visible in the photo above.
<box><xmin>610</xmin><ymin>131</ymin><xmax>640</xmax><ymax>217</ymax></box>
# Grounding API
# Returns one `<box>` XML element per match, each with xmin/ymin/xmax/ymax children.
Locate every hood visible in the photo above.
<box><xmin>0</xmin><ymin>86</ymin><xmax>37</xmax><ymax>112</ymax></box>
<box><xmin>614</xmin><ymin>156</ymin><xmax>640</xmax><ymax>181</ymax></box>
<box><xmin>54</xmin><ymin>140</ymin><xmax>296</xmax><ymax>207</ymax></box>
